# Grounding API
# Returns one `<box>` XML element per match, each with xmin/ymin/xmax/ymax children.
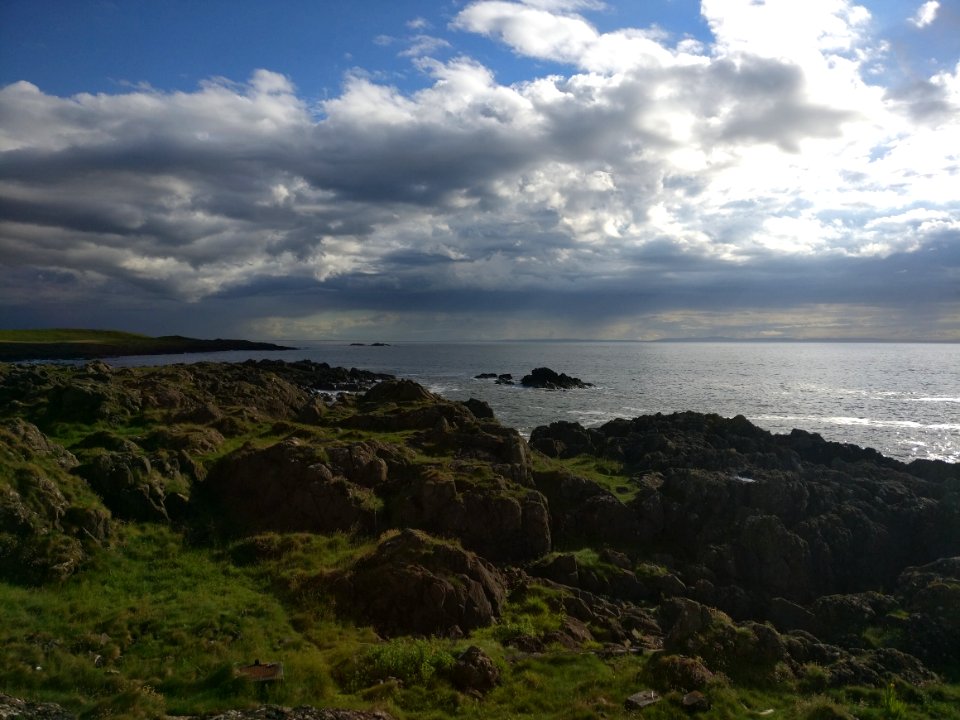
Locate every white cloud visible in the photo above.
<box><xmin>399</xmin><ymin>34</ymin><xmax>452</xmax><ymax>58</ymax></box>
<box><xmin>1</xmin><ymin>0</ymin><xmax>958</xmax><ymax>339</ymax></box>
<box><xmin>909</xmin><ymin>0</ymin><xmax>940</xmax><ymax>28</ymax></box>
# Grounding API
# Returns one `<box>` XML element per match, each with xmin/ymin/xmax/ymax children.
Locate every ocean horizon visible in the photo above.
<box><xmin>105</xmin><ymin>340</ymin><xmax>960</xmax><ymax>465</ymax></box>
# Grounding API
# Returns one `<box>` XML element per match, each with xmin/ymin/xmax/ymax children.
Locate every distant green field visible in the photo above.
<box><xmin>0</xmin><ymin>329</ymin><xmax>155</xmax><ymax>344</ymax></box>
<box><xmin>0</xmin><ymin>329</ymin><xmax>292</xmax><ymax>361</ymax></box>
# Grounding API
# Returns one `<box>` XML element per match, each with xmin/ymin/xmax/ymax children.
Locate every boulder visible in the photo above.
<box><xmin>0</xmin><ymin>694</ymin><xmax>76</xmax><ymax>720</ymax></box>
<box><xmin>362</xmin><ymin>379</ymin><xmax>435</xmax><ymax>405</ymax></box>
<box><xmin>449</xmin><ymin>645</ymin><xmax>500</xmax><ymax>694</ymax></box>
<box><xmin>520</xmin><ymin>367</ymin><xmax>592</xmax><ymax>390</ymax></box>
<box><xmin>387</xmin><ymin>469</ymin><xmax>551</xmax><ymax>561</ymax></box>
<box><xmin>624</xmin><ymin>690</ymin><xmax>660</xmax><ymax>710</ymax></box>
<box><xmin>74</xmin><ymin>450</ymin><xmax>170</xmax><ymax>522</ymax></box>
<box><xmin>330</xmin><ymin>529</ymin><xmax>506</xmax><ymax>637</ymax></box>
<box><xmin>202</xmin><ymin>439</ymin><xmax>379</xmax><ymax>535</ymax></box>
<box><xmin>645</xmin><ymin>653</ymin><xmax>715</xmax><ymax>692</ymax></box>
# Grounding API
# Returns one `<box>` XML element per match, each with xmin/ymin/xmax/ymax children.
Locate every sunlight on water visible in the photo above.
<box><xmin>111</xmin><ymin>342</ymin><xmax>960</xmax><ymax>463</ymax></box>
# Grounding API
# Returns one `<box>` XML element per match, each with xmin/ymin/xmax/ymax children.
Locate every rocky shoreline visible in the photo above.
<box><xmin>1</xmin><ymin>359</ymin><xmax>957</xmax><ymax>718</ymax></box>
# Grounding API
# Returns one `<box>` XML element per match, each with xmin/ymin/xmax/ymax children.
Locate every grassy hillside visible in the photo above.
<box><xmin>0</xmin><ymin>360</ymin><xmax>958</xmax><ymax>720</ymax></box>
<box><xmin>0</xmin><ymin>329</ymin><xmax>292</xmax><ymax>361</ymax></box>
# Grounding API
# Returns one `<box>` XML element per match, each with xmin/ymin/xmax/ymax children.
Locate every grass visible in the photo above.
<box><xmin>3</xmin><ymin>521</ymin><xmax>960</xmax><ymax>719</ymax></box>
<box><xmin>533</xmin><ymin>451</ymin><xmax>639</xmax><ymax>502</ymax></box>
<box><xmin>0</xmin><ymin>329</ymin><xmax>155</xmax><ymax>345</ymax></box>
<box><xmin>4</xmin><ymin>362</ymin><xmax>960</xmax><ymax>719</ymax></box>
<box><xmin>0</xmin><ymin>328</ymin><xmax>287</xmax><ymax>361</ymax></box>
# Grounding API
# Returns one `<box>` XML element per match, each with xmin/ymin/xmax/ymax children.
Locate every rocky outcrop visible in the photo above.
<box><xmin>530</xmin><ymin>412</ymin><xmax>960</xmax><ymax>606</ymax></box>
<box><xmin>533</xmin><ymin>469</ymin><xmax>638</xmax><ymax>546</ymax></box>
<box><xmin>329</xmin><ymin>529</ymin><xmax>507</xmax><ymax>637</ymax></box>
<box><xmin>202</xmin><ymin>439</ymin><xmax>384</xmax><ymax>535</ymax></box>
<box><xmin>2</xmin><ymin>359</ymin><xmax>958</xmax><ymax>717</ymax></box>
<box><xmin>0</xmin><ymin>420</ymin><xmax>111</xmax><ymax>584</ymax></box>
<box><xmin>0</xmin><ymin>694</ymin><xmax>77</xmax><ymax>719</ymax></box>
<box><xmin>520</xmin><ymin>367</ymin><xmax>593</xmax><ymax>389</ymax></box>
<box><xmin>183</xmin><ymin>706</ymin><xmax>396</xmax><ymax>720</ymax></box>
<box><xmin>895</xmin><ymin>557</ymin><xmax>960</xmax><ymax>666</ymax></box>
<box><xmin>386</xmin><ymin>467</ymin><xmax>551</xmax><ymax>561</ymax></box>
<box><xmin>449</xmin><ymin>645</ymin><xmax>500</xmax><ymax>694</ymax></box>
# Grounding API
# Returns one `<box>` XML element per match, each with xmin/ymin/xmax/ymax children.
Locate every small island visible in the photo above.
<box><xmin>0</xmin><ymin>329</ymin><xmax>294</xmax><ymax>362</ymax></box>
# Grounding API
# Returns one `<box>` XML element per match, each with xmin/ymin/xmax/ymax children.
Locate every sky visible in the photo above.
<box><xmin>0</xmin><ymin>0</ymin><xmax>958</xmax><ymax>342</ymax></box>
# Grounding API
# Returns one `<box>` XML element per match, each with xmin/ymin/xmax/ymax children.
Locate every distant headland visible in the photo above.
<box><xmin>0</xmin><ymin>329</ymin><xmax>294</xmax><ymax>362</ymax></box>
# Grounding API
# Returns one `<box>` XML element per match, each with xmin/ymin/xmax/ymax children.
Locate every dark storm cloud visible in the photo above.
<box><xmin>1</xmin><ymin>1</ymin><xmax>958</xmax><ymax>340</ymax></box>
<box><xmin>885</xmin><ymin>78</ymin><xmax>959</xmax><ymax>122</ymax></box>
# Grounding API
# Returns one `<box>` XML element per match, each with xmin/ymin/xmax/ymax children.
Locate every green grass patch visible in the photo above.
<box><xmin>0</xmin><ymin>329</ymin><xmax>154</xmax><ymax>345</ymax></box>
<box><xmin>534</xmin><ymin>452</ymin><xmax>639</xmax><ymax>502</ymax></box>
<box><xmin>0</xmin><ymin>523</ymin><xmax>337</xmax><ymax>717</ymax></box>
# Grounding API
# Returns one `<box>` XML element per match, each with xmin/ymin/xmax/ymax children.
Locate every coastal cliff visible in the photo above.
<box><xmin>0</xmin><ymin>360</ymin><xmax>958</xmax><ymax>719</ymax></box>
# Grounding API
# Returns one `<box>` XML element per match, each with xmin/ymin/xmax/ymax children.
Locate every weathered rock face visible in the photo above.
<box><xmin>329</xmin><ymin>529</ymin><xmax>507</xmax><ymax>637</ymax></box>
<box><xmin>0</xmin><ymin>420</ymin><xmax>111</xmax><ymax>584</ymax></box>
<box><xmin>530</xmin><ymin>412</ymin><xmax>960</xmax><ymax>605</ymax></box>
<box><xmin>534</xmin><ymin>469</ymin><xmax>638</xmax><ymax>546</ymax></box>
<box><xmin>896</xmin><ymin>557</ymin><xmax>960</xmax><ymax>666</ymax></box>
<box><xmin>386</xmin><ymin>468</ymin><xmax>551</xmax><ymax>561</ymax></box>
<box><xmin>530</xmin><ymin>552</ymin><xmax>651</xmax><ymax>603</ymax></box>
<box><xmin>0</xmin><ymin>693</ymin><xmax>77</xmax><ymax>720</ymax></box>
<box><xmin>202</xmin><ymin>439</ymin><xmax>384</xmax><ymax>535</ymax></box>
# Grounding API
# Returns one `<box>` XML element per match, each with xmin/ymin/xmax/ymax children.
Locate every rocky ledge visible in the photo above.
<box><xmin>1</xmin><ymin>360</ymin><xmax>958</xmax><ymax>718</ymax></box>
<box><xmin>474</xmin><ymin>366</ymin><xmax>593</xmax><ymax>389</ymax></box>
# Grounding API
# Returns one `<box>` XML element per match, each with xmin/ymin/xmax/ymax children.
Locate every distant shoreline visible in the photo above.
<box><xmin>0</xmin><ymin>329</ymin><xmax>294</xmax><ymax>362</ymax></box>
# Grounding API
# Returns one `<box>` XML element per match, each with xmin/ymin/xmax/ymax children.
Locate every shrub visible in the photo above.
<box><xmin>339</xmin><ymin>638</ymin><xmax>456</xmax><ymax>692</ymax></box>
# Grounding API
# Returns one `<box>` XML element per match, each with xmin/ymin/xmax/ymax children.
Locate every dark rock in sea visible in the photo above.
<box><xmin>329</xmin><ymin>529</ymin><xmax>506</xmax><ymax>637</ymax></box>
<box><xmin>520</xmin><ymin>367</ymin><xmax>592</xmax><ymax>389</ymax></box>
<box><xmin>474</xmin><ymin>372</ymin><xmax>498</xmax><ymax>379</ymax></box>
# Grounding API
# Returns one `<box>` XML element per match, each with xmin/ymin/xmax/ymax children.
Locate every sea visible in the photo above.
<box><xmin>108</xmin><ymin>341</ymin><xmax>960</xmax><ymax>464</ymax></box>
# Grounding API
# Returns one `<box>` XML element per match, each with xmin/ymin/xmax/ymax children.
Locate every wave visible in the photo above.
<box><xmin>754</xmin><ymin>414</ymin><xmax>960</xmax><ymax>432</ymax></box>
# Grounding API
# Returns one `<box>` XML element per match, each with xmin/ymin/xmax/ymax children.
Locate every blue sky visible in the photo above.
<box><xmin>1</xmin><ymin>0</ymin><xmax>958</xmax><ymax>340</ymax></box>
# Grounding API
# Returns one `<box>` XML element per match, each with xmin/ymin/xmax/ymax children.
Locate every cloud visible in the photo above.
<box><xmin>399</xmin><ymin>35</ymin><xmax>452</xmax><ymax>58</ymax></box>
<box><xmin>0</xmin><ymin>1</ymin><xmax>958</xmax><ymax>340</ymax></box>
<box><xmin>909</xmin><ymin>0</ymin><xmax>940</xmax><ymax>27</ymax></box>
